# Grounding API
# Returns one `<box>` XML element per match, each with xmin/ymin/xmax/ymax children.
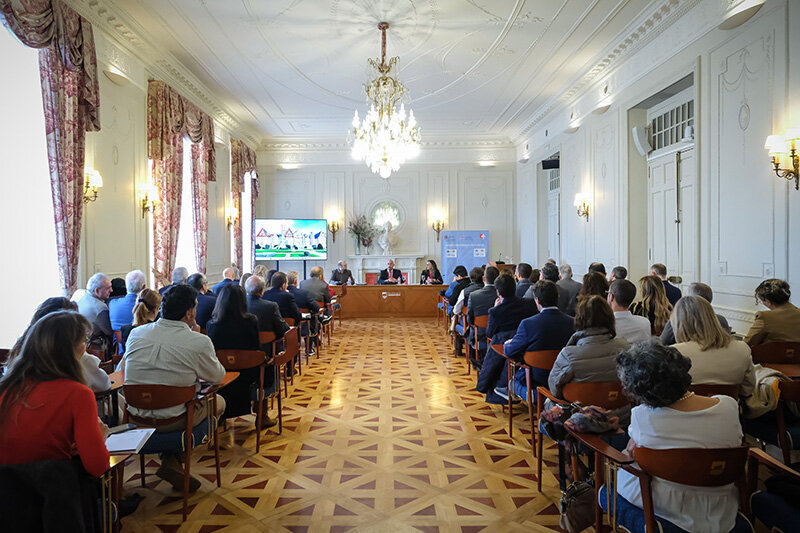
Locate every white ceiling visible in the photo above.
<box><xmin>102</xmin><ymin>0</ymin><xmax>657</xmax><ymax>143</ymax></box>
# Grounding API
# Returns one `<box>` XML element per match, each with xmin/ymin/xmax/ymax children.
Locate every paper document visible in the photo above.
<box><xmin>105</xmin><ymin>428</ymin><xmax>156</xmax><ymax>454</ymax></box>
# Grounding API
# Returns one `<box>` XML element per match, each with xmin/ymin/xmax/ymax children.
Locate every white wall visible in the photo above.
<box><xmin>516</xmin><ymin>0</ymin><xmax>800</xmax><ymax>334</ymax></box>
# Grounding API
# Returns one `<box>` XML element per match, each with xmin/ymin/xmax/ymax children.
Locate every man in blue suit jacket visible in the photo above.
<box><xmin>186</xmin><ymin>273</ymin><xmax>217</xmax><ymax>330</ymax></box>
<box><xmin>109</xmin><ymin>269</ymin><xmax>146</xmax><ymax>331</ymax></box>
<box><xmin>262</xmin><ymin>271</ymin><xmax>302</xmax><ymax>324</ymax></box>
<box><xmin>514</xmin><ymin>263</ymin><xmax>534</xmax><ymax>299</ymax></box>
<box><xmin>650</xmin><ymin>263</ymin><xmax>681</xmax><ymax>306</ymax></box>
<box><xmin>212</xmin><ymin>267</ymin><xmax>237</xmax><ymax>295</ymax></box>
<box><xmin>476</xmin><ymin>274</ymin><xmax>538</xmax><ymax>404</ymax></box>
<box><xmin>244</xmin><ymin>275</ymin><xmax>289</xmax><ymax>355</ymax></box>
<box><xmin>287</xmin><ymin>271</ymin><xmax>321</xmax><ymax>349</ymax></box>
<box><xmin>501</xmin><ymin>280</ymin><xmax>574</xmax><ymax>402</ymax></box>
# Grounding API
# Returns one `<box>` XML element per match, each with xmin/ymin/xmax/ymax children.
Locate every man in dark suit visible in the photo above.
<box><xmin>530</xmin><ymin>262</ymin><xmax>570</xmax><ymax>314</ymax></box>
<box><xmin>476</xmin><ymin>274</ymin><xmax>538</xmax><ymax>404</ymax></box>
<box><xmin>262</xmin><ymin>271</ymin><xmax>302</xmax><ymax>324</ymax></box>
<box><xmin>244</xmin><ymin>275</ymin><xmax>289</xmax><ymax>356</ymax></box>
<box><xmin>556</xmin><ymin>263</ymin><xmax>582</xmax><ymax>316</ymax></box>
<box><xmin>501</xmin><ymin>280</ymin><xmax>574</xmax><ymax>402</ymax></box>
<box><xmin>212</xmin><ymin>267</ymin><xmax>237</xmax><ymax>295</ymax></box>
<box><xmin>288</xmin><ymin>270</ymin><xmax>322</xmax><ymax>352</ymax></box>
<box><xmin>465</xmin><ymin>265</ymin><xmax>501</xmax><ymax>368</ymax></box>
<box><xmin>514</xmin><ymin>263</ymin><xmax>533</xmax><ymax>299</ymax></box>
<box><xmin>452</xmin><ymin>267</ymin><xmax>484</xmax><ymax>357</ymax></box>
<box><xmin>158</xmin><ymin>267</ymin><xmax>189</xmax><ymax>296</ymax></box>
<box><xmin>650</xmin><ymin>263</ymin><xmax>681</xmax><ymax>306</ymax></box>
<box><xmin>186</xmin><ymin>273</ymin><xmax>217</xmax><ymax>330</ymax></box>
<box><xmin>330</xmin><ymin>260</ymin><xmax>355</xmax><ymax>285</ymax></box>
<box><xmin>300</xmin><ymin>267</ymin><xmax>332</xmax><ymax>307</ymax></box>
<box><xmin>377</xmin><ymin>258</ymin><xmax>403</xmax><ymax>285</ymax></box>
<box><xmin>440</xmin><ymin>265</ymin><xmax>469</xmax><ymax>314</ymax></box>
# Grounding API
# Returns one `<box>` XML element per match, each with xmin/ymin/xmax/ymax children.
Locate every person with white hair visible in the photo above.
<box><xmin>556</xmin><ymin>262</ymin><xmax>582</xmax><ymax>316</ymax></box>
<box><xmin>109</xmin><ymin>269</ymin><xmax>146</xmax><ymax>331</ymax></box>
<box><xmin>212</xmin><ymin>267</ymin><xmax>237</xmax><ymax>295</ymax></box>
<box><xmin>329</xmin><ymin>260</ymin><xmax>355</xmax><ymax>285</ymax></box>
<box><xmin>77</xmin><ymin>272</ymin><xmax>114</xmax><ymax>358</ymax></box>
<box><xmin>158</xmin><ymin>266</ymin><xmax>190</xmax><ymax>296</ymax></box>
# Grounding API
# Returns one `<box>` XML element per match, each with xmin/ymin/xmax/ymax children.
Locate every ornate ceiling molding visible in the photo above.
<box><xmin>259</xmin><ymin>138</ymin><xmax>514</xmax><ymax>151</ymax></box>
<box><xmin>64</xmin><ymin>0</ymin><xmax>263</xmax><ymax>148</ymax></box>
<box><xmin>512</xmin><ymin>0</ymin><xmax>703</xmax><ymax>143</ymax></box>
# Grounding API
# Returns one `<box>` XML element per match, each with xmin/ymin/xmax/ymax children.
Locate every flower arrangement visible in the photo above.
<box><xmin>347</xmin><ymin>214</ymin><xmax>380</xmax><ymax>252</ymax></box>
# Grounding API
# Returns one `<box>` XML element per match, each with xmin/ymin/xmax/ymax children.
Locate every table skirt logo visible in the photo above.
<box><xmin>381</xmin><ymin>292</ymin><xmax>401</xmax><ymax>299</ymax></box>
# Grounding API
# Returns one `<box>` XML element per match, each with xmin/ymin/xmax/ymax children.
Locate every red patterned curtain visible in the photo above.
<box><xmin>1</xmin><ymin>0</ymin><xmax>100</xmax><ymax>297</ymax></box>
<box><xmin>230</xmin><ymin>139</ymin><xmax>257</xmax><ymax>271</ymax></box>
<box><xmin>249</xmin><ymin>174</ymin><xmax>260</xmax><ymax>272</ymax></box>
<box><xmin>147</xmin><ymin>80</ymin><xmax>215</xmax><ymax>285</ymax></box>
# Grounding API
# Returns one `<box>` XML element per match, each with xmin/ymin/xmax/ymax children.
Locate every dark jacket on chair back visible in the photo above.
<box><xmin>262</xmin><ymin>287</ymin><xmax>302</xmax><ymax>323</ymax></box>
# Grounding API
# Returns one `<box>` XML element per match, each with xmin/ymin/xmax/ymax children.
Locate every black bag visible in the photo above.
<box><xmin>559</xmin><ymin>478</ymin><xmax>595</xmax><ymax>533</ymax></box>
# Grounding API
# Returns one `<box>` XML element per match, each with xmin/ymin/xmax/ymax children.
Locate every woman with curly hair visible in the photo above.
<box><xmin>631</xmin><ymin>275</ymin><xmax>672</xmax><ymax>335</ymax></box>
<box><xmin>744</xmin><ymin>278</ymin><xmax>800</xmax><ymax>346</ymax></box>
<box><xmin>613</xmin><ymin>340</ymin><xmax>743</xmax><ymax>532</ymax></box>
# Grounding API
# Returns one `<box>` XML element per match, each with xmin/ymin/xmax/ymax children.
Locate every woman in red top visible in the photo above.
<box><xmin>0</xmin><ymin>311</ymin><xmax>110</xmax><ymax>478</ymax></box>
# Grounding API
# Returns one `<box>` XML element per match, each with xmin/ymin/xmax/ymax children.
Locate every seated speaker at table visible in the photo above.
<box><xmin>378</xmin><ymin>258</ymin><xmax>403</xmax><ymax>285</ymax></box>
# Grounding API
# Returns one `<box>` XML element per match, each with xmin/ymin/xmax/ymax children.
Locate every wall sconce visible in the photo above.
<box><xmin>574</xmin><ymin>193</ymin><xmax>590</xmax><ymax>221</ymax></box>
<box><xmin>141</xmin><ymin>183</ymin><xmax>159</xmax><ymax>218</ymax></box>
<box><xmin>225</xmin><ymin>206</ymin><xmax>239</xmax><ymax>230</ymax></box>
<box><xmin>83</xmin><ymin>168</ymin><xmax>103</xmax><ymax>204</ymax></box>
<box><xmin>764</xmin><ymin>129</ymin><xmax>799</xmax><ymax>190</ymax></box>
<box><xmin>327</xmin><ymin>220</ymin><xmax>340</xmax><ymax>242</ymax></box>
<box><xmin>431</xmin><ymin>219</ymin><xmax>446</xmax><ymax>241</ymax></box>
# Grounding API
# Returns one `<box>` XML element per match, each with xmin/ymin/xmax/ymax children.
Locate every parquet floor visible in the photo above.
<box><xmin>121</xmin><ymin>318</ymin><xmax>564</xmax><ymax>532</ymax></box>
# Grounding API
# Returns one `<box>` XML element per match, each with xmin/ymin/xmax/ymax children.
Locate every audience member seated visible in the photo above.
<box><xmin>576</xmin><ymin>271</ymin><xmax>609</xmax><ymax>308</ymax></box>
<box><xmin>588</xmin><ymin>262</ymin><xmax>607</xmax><ymax>278</ymax></box>
<box><xmin>110</xmin><ymin>277</ymin><xmax>126</xmax><ymax>299</ymax></box>
<box><xmin>159</xmin><ymin>266</ymin><xmax>189</xmax><ymax>296</ymax></box>
<box><xmin>245</xmin><ymin>275</ymin><xmax>289</xmax><ymax>353</ymax></box>
<box><xmin>514</xmin><ymin>263</ymin><xmax>533</xmax><ymax>298</ymax></box>
<box><xmin>607</xmin><ymin>279</ymin><xmax>651</xmax><ymax>343</ymax></box>
<box><xmin>466</xmin><ymin>266</ymin><xmax>501</xmax><ymax>367</ymax></box>
<box><xmin>289</xmin><ymin>271</ymin><xmax>321</xmax><ymax>351</ymax></box>
<box><xmin>239</xmin><ymin>272</ymin><xmax>252</xmax><ymax>291</ymax></box>
<box><xmin>660</xmin><ymin>282</ymin><xmax>729</xmax><ymax>345</ymax></box>
<box><xmin>10</xmin><ymin>298</ymin><xmax>111</xmax><ymax>393</ymax></box>
<box><xmin>109</xmin><ymin>269</ymin><xmax>146</xmax><ymax>331</ymax></box>
<box><xmin>120</xmin><ymin>289</ymin><xmax>161</xmax><ymax>352</ymax></box>
<box><xmin>529</xmin><ymin>268</ymin><xmax>541</xmax><ymax>285</ymax></box>
<box><xmin>77</xmin><ymin>272</ymin><xmax>114</xmax><ymax>359</ymax></box>
<box><xmin>207</xmin><ymin>284</ymin><xmax>276</xmax><ymax>428</ymax></box>
<box><xmin>672</xmin><ymin>296</ymin><xmax>755</xmax><ymax>398</ymax></box>
<box><xmin>534</xmin><ymin>262</ymin><xmax>570</xmax><ymax>314</ymax></box>
<box><xmin>610</xmin><ymin>265</ymin><xmax>627</xmax><ymax>281</ymax></box>
<box><xmin>453</xmin><ymin>266</ymin><xmax>483</xmax><ymax>317</ymax></box>
<box><xmin>744</xmin><ymin>278</ymin><xmax>800</xmax><ymax>346</ymax></box>
<box><xmin>650</xmin><ymin>262</ymin><xmax>681</xmax><ymax>306</ymax></box>
<box><xmin>253</xmin><ymin>265</ymin><xmax>268</xmax><ymax>280</ymax></box>
<box><xmin>556</xmin><ymin>263</ymin><xmax>581</xmax><ymax>315</ymax></box>
<box><xmin>186</xmin><ymin>273</ymin><xmax>217</xmax><ymax>330</ymax></box>
<box><xmin>419</xmin><ymin>259</ymin><xmax>443</xmax><ymax>285</ymax></box>
<box><xmin>330</xmin><ymin>260</ymin><xmax>355</xmax><ymax>285</ymax></box>
<box><xmin>613</xmin><ymin>341</ymin><xmax>743</xmax><ymax>532</ymax></box>
<box><xmin>0</xmin><ymin>311</ymin><xmax>110</xmax><ymax>478</ymax></box>
<box><xmin>378</xmin><ymin>259</ymin><xmax>403</xmax><ymax>285</ymax></box>
<box><xmin>440</xmin><ymin>265</ymin><xmax>469</xmax><ymax>315</ymax></box>
<box><xmin>549</xmin><ymin>295</ymin><xmax>630</xmax><ymax>421</ymax></box>
<box><xmin>262</xmin><ymin>272</ymin><xmax>302</xmax><ymax>323</ymax></box>
<box><xmin>300</xmin><ymin>266</ymin><xmax>332</xmax><ymax>309</ymax></box>
<box><xmin>123</xmin><ymin>284</ymin><xmax>226</xmax><ymax>491</ymax></box>
<box><xmin>212</xmin><ymin>267</ymin><xmax>237</xmax><ymax>295</ymax></box>
<box><xmin>505</xmin><ymin>280</ymin><xmax>574</xmax><ymax>401</ymax></box>
<box><xmin>631</xmin><ymin>275</ymin><xmax>673</xmax><ymax>336</ymax></box>
<box><xmin>476</xmin><ymin>274</ymin><xmax>538</xmax><ymax>404</ymax></box>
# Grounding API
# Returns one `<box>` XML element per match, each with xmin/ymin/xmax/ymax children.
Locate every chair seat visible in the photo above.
<box><xmin>139</xmin><ymin>416</ymin><xmax>217</xmax><ymax>455</ymax></box>
<box><xmin>751</xmin><ymin>490</ymin><xmax>800</xmax><ymax>532</ymax></box>
<box><xmin>743</xmin><ymin>412</ymin><xmax>800</xmax><ymax>450</ymax></box>
<box><xmin>598</xmin><ymin>485</ymin><xmax>753</xmax><ymax>533</ymax></box>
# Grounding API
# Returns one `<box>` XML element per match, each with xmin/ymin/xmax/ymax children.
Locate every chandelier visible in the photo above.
<box><xmin>348</xmin><ymin>22</ymin><xmax>420</xmax><ymax>179</ymax></box>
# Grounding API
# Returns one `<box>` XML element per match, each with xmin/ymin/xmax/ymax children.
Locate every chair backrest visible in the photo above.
<box><xmin>562</xmin><ymin>381</ymin><xmax>629</xmax><ymax>410</ymax></box>
<box><xmin>400</xmin><ymin>272</ymin><xmax>409</xmax><ymax>285</ymax></box>
<box><xmin>523</xmin><ymin>350</ymin><xmax>561</xmax><ymax>371</ymax></box>
<box><xmin>688</xmin><ymin>383</ymin><xmax>739</xmax><ymax>400</ymax></box>
<box><xmin>113</xmin><ymin>330</ymin><xmax>122</xmax><ymax>344</ymax></box>
<box><xmin>778</xmin><ymin>380</ymin><xmax>800</xmax><ymax>402</ymax></box>
<box><xmin>751</xmin><ymin>342</ymin><xmax>800</xmax><ymax>364</ymax></box>
<box><xmin>365</xmin><ymin>273</ymin><xmax>378</xmax><ymax>286</ymax></box>
<box><xmin>314</xmin><ymin>300</ymin><xmax>326</xmax><ymax>310</ymax></box>
<box><xmin>634</xmin><ymin>446</ymin><xmax>748</xmax><ymax>486</ymax></box>
<box><xmin>274</xmin><ymin>327</ymin><xmax>299</xmax><ymax>366</ymax></box>
<box><xmin>474</xmin><ymin>315</ymin><xmax>489</xmax><ymax>328</ymax></box>
<box><xmin>123</xmin><ymin>384</ymin><xmax>196</xmax><ymax>410</ymax></box>
<box><xmin>285</xmin><ymin>317</ymin><xmax>296</xmax><ymax>326</ymax></box>
<box><xmin>215</xmin><ymin>349</ymin><xmax>266</xmax><ymax>370</ymax></box>
<box><xmin>86</xmin><ymin>346</ymin><xmax>105</xmax><ymax>359</ymax></box>
<box><xmin>259</xmin><ymin>331</ymin><xmax>277</xmax><ymax>345</ymax></box>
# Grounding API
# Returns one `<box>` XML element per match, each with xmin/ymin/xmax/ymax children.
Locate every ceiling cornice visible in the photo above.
<box><xmin>512</xmin><ymin>0</ymin><xmax>702</xmax><ymax>143</ymax></box>
<box><xmin>259</xmin><ymin>138</ymin><xmax>514</xmax><ymax>151</ymax></box>
<box><xmin>64</xmin><ymin>0</ymin><xmax>263</xmax><ymax>149</ymax></box>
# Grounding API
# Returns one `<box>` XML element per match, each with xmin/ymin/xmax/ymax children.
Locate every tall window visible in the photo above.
<box><xmin>241</xmin><ymin>172</ymin><xmax>254</xmax><ymax>273</ymax></box>
<box><xmin>0</xmin><ymin>30</ymin><xmax>61</xmax><ymax>346</ymax></box>
<box><xmin>174</xmin><ymin>137</ymin><xmax>198</xmax><ymax>273</ymax></box>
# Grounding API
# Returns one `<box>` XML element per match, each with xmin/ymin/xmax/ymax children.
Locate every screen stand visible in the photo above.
<box><xmin>303</xmin><ymin>261</ymin><xmax>307</xmax><ymax>280</ymax></box>
<box><xmin>275</xmin><ymin>260</ymin><xmax>280</xmax><ymax>273</ymax></box>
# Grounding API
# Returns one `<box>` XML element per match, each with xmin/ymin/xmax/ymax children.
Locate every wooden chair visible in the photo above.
<box><xmin>470</xmin><ymin>314</ymin><xmax>489</xmax><ymax>375</ymax></box>
<box><xmin>365</xmin><ymin>273</ymin><xmax>378</xmax><ymax>285</ymax></box>
<box><xmin>283</xmin><ymin>317</ymin><xmax>303</xmax><ymax>380</ymax></box>
<box><xmin>455</xmin><ymin>307</ymin><xmax>471</xmax><ymax>371</ymax></box>
<box><xmin>747</xmin><ymin>447</ymin><xmax>800</xmax><ymax>531</ymax></box>
<box><xmin>536</xmin><ymin>381</ymin><xmax>629</xmax><ymax>492</ymax></box>
<box><xmin>123</xmin><ymin>384</ymin><xmax>221</xmax><ymax>521</ymax></box>
<box><xmin>751</xmin><ymin>342</ymin><xmax>800</xmax><ymax>364</ymax></box>
<box><xmin>273</xmin><ymin>327</ymin><xmax>300</xmax><ymax>433</ymax></box>
<box><xmin>297</xmin><ymin>308</ymin><xmax>320</xmax><ymax>361</ymax></box>
<box><xmin>745</xmin><ymin>380</ymin><xmax>800</xmax><ymax>464</ymax></box>
<box><xmin>688</xmin><ymin>383</ymin><xmax>740</xmax><ymax>400</ymax></box>
<box><xmin>214</xmin><ymin>348</ymin><xmax>268</xmax><ymax>452</ymax></box>
<box><xmin>258</xmin><ymin>331</ymin><xmax>278</xmax><ymax>359</ymax></box>
<box><xmin>113</xmin><ymin>330</ymin><xmax>123</xmax><ymax>355</ymax></box>
<box><xmin>315</xmin><ymin>300</ymin><xmax>332</xmax><ymax>347</ymax></box>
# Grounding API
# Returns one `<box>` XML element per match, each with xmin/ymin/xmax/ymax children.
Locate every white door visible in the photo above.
<box><xmin>647</xmin><ymin>147</ymin><xmax>696</xmax><ymax>289</ymax></box>
<box><xmin>547</xmin><ymin>167</ymin><xmax>561</xmax><ymax>261</ymax></box>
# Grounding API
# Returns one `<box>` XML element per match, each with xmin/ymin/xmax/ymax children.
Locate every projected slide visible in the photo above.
<box><xmin>254</xmin><ymin>218</ymin><xmax>327</xmax><ymax>260</ymax></box>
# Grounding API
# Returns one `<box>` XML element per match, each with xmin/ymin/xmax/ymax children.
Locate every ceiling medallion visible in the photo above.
<box><xmin>348</xmin><ymin>22</ymin><xmax>421</xmax><ymax>179</ymax></box>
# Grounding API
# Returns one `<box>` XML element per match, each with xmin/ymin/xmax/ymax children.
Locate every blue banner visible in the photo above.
<box><xmin>440</xmin><ymin>230</ymin><xmax>490</xmax><ymax>284</ymax></box>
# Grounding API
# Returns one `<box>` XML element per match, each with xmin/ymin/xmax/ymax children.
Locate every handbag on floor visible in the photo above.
<box><xmin>559</xmin><ymin>478</ymin><xmax>595</xmax><ymax>533</ymax></box>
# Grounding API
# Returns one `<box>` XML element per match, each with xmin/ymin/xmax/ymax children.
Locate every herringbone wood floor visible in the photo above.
<box><xmin>120</xmin><ymin>318</ymin><xmax>564</xmax><ymax>532</ymax></box>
